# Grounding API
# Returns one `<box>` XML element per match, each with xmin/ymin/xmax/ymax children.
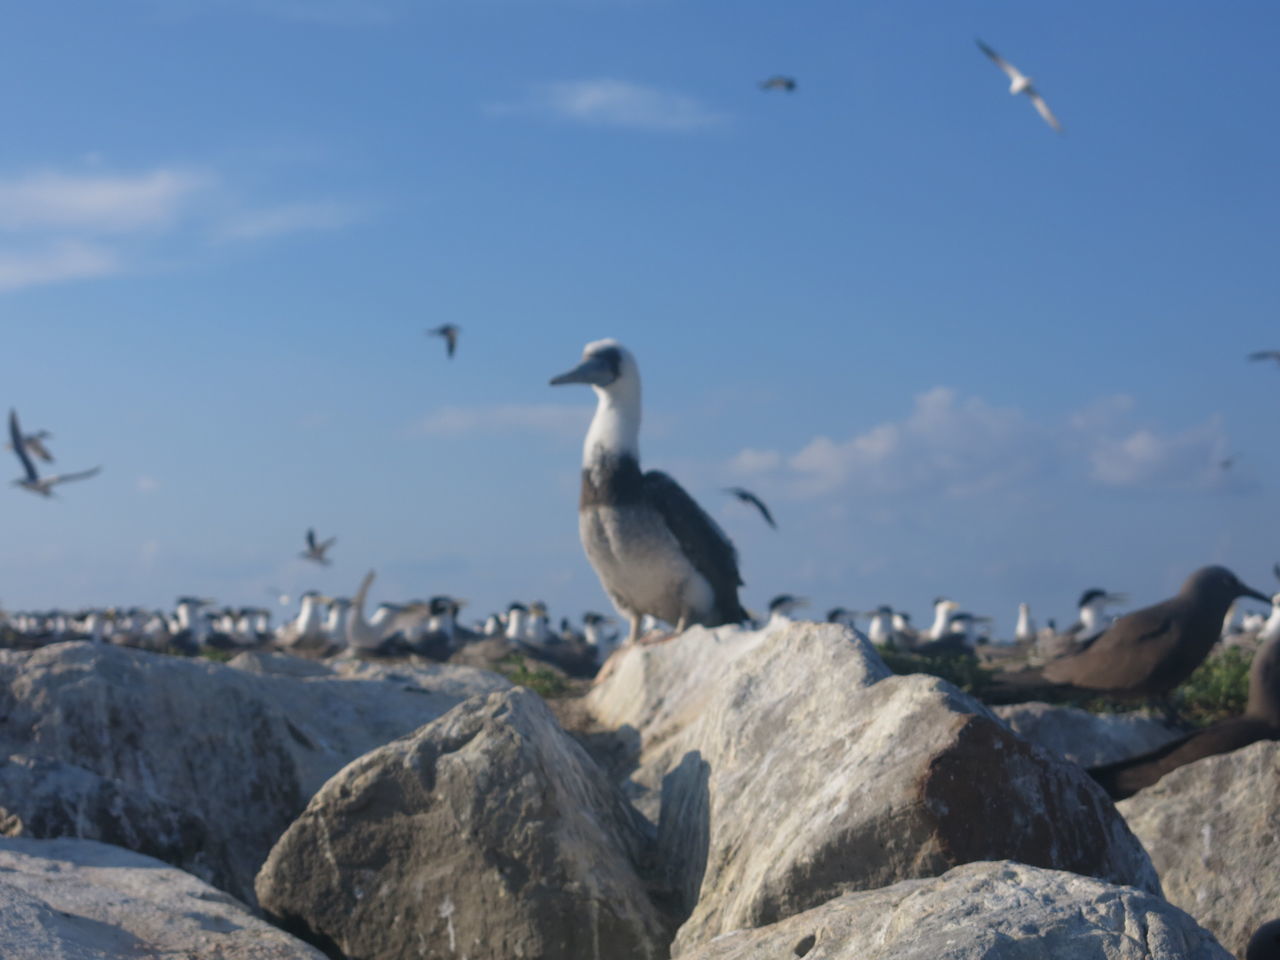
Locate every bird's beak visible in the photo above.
<box><xmin>1241</xmin><ymin>583</ymin><xmax>1271</xmax><ymax>605</ymax></box>
<box><xmin>550</xmin><ymin>355</ymin><xmax>613</xmax><ymax>387</ymax></box>
<box><xmin>1105</xmin><ymin>593</ymin><xmax>1129</xmax><ymax>605</ymax></box>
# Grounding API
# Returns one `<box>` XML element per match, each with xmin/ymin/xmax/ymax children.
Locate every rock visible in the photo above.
<box><xmin>679</xmin><ymin>860</ymin><xmax>1231</xmax><ymax>960</ymax></box>
<box><xmin>994</xmin><ymin>702</ymin><xmax>1183</xmax><ymax>767</ymax></box>
<box><xmin>585</xmin><ymin>622</ymin><xmax>1159</xmax><ymax>954</ymax></box>
<box><xmin>1118</xmin><ymin>739</ymin><xmax>1280</xmax><ymax>959</ymax></box>
<box><xmin>0</xmin><ymin>641</ymin><xmax>508</xmax><ymax>905</ymax></box>
<box><xmin>0</xmin><ymin>835</ymin><xmax>326</xmax><ymax>959</ymax></box>
<box><xmin>0</xmin><ymin>753</ymin><xmax>224</xmax><ymax>889</ymax></box>
<box><xmin>256</xmin><ymin>687</ymin><xmax>669</xmax><ymax>960</ymax></box>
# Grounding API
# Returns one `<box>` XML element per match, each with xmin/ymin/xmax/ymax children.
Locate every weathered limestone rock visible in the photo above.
<box><xmin>0</xmin><ymin>835</ymin><xmax>326</xmax><ymax>960</ymax></box>
<box><xmin>586</xmin><ymin>622</ymin><xmax>1158</xmax><ymax>954</ymax></box>
<box><xmin>0</xmin><ymin>642</ymin><xmax>508</xmax><ymax>904</ymax></box>
<box><xmin>256</xmin><ymin>687</ymin><xmax>669</xmax><ymax>960</ymax></box>
<box><xmin>994</xmin><ymin>702</ymin><xmax>1182</xmax><ymax>767</ymax></box>
<box><xmin>1118</xmin><ymin>739</ymin><xmax>1280</xmax><ymax>960</ymax></box>
<box><xmin>680</xmin><ymin>861</ymin><xmax>1231</xmax><ymax>960</ymax></box>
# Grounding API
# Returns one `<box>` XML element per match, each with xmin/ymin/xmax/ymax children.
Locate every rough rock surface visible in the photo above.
<box><xmin>1118</xmin><ymin>739</ymin><xmax>1280</xmax><ymax>960</ymax></box>
<box><xmin>256</xmin><ymin>686</ymin><xmax>669</xmax><ymax>960</ymax></box>
<box><xmin>585</xmin><ymin>622</ymin><xmax>1159</xmax><ymax>954</ymax></box>
<box><xmin>0</xmin><ymin>835</ymin><xmax>326</xmax><ymax>959</ymax></box>
<box><xmin>680</xmin><ymin>860</ymin><xmax>1231</xmax><ymax>960</ymax></box>
<box><xmin>994</xmin><ymin>702</ymin><xmax>1183</xmax><ymax>767</ymax></box>
<box><xmin>0</xmin><ymin>642</ymin><xmax>508</xmax><ymax>904</ymax></box>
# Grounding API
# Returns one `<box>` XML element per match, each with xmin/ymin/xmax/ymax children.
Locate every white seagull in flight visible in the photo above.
<box><xmin>976</xmin><ymin>39</ymin><xmax>1062</xmax><ymax>133</ymax></box>
<box><xmin>8</xmin><ymin>409</ymin><xmax>101</xmax><ymax>497</ymax></box>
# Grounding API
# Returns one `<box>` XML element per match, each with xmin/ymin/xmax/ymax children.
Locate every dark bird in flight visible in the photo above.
<box><xmin>8</xmin><ymin>409</ymin><xmax>100</xmax><ymax>497</ymax></box>
<box><xmin>427</xmin><ymin>324</ymin><xmax>460</xmax><ymax>359</ymax></box>
<box><xmin>759</xmin><ymin>76</ymin><xmax>797</xmax><ymax>93</ymax></box>
<box><xmin>300</xmin><ymin>528</ymin><xmax>336</xmax><ymax>565</ymax></box>
<box><xmin>1248</xmin><ymin>350</ymin><xmax>1280</xmax><ymax>367</ymax></box>
<box><xmin>976</xmin><ymin>38</ymin><xmax>1062</xmax><ymax>132</ymax></box>
<box><xmin>724</xmin><ymin>486</ymin><xmax>777</xmax><ymax>529</ymax></box>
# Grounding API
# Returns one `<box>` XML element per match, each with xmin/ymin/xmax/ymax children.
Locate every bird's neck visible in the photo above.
<box><xmin>583</xmin><ymin>382</ymin><xmax>641</xmax><ymax>469</ymax></box>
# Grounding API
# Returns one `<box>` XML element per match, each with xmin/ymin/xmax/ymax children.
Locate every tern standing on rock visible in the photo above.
<box><xmin>551</xmin><ymin>339</ymin><xmax>748</xmax><ymax>644</ymax></box>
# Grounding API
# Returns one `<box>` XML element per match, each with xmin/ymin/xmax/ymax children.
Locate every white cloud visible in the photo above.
<box><xmin>415</xmin><ymin>404</ymin><xmax>589</xmax><ymax>439</ymax></box>
<box><xmin>0</xmin><ymin>169</ymin><xmax>210</xmax><ymax>233</ymax></box>
<box><xmin>730</xmin><ymin>387</ymin><xmax>1230</xmax><ymax>500</ymax></box>
<box><xmin>214</xmin><ymin>200</ymin><xmax>366</xmax><ymax>241</ymax></box>
<box><xmin>0</xmin><ymin>242</ymin><xmax>120</xmax><ymax>292</ymax></box>
<box><xmin>491</xmin><ymin>79</ymin><xmax>726</xmax><ymax>131</ymax></box>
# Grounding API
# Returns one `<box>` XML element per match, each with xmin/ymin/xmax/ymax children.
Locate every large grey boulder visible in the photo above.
<box><xmin>585</xmin><ymin>622</ymin><xmax>1158</xmax><ymax>955</ymax></box>
<box><xmin>0</xmin><ymin>642</ymin><xmax>508</xmax><ymax>905</ymax></box>
<box><xmin>1118</xmin><ymin>739</ymin><xmax>1280</xmax><ymax>960</ymax></box>
<box><xmin>256</xmin><ymin>686</ymin><xmax>670</xmax><ymax>960</ymax></box>
<box><xmin>680</xmin><ymin>860</ymin><xmax>1231</xmax><ymax>960</ymax></box>
<box><xmin>0</xmin><ymin>835</ymin><xmax>326</xmax><ymax>959</ymax></box>
<box><xmin>994</xmin><ymin>702</ymin><xmax>1182</xmax><ymax>767</ymax></box>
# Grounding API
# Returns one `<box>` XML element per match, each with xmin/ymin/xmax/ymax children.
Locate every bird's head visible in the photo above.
<box><xmin>550</xmin><ymin>339</ymin><xmax>637</xmax><ymax>393</ymax></box>
<box><xmin>1182</xmin><ymin>566</ymin><xmax>1271</xmax><ymax>606</ymax></box>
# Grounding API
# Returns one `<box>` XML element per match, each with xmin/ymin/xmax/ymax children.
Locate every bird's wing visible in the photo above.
<box><xmin>1248</xmin><ymin>351</ymin><xmax>1280</xmax><ymax>362</ymax></box>
<box><xmin>734</xmin><ymin>489</ymin><xmax>776</xmax><ymax>528</ymax></box>
<box><xmin>445</xmin><ymin>328</ymin><xmax>457</xmax><ymax>358</ymax></box>
<box><xmin>976</xmin><ymin>39</ymin><xmax>1023</xmax><ymax>82</ymax></box>
<box><xmin>1028</xmin><ymin>91</ymin><xmax>1062</xmax><ymax>132</ymax></box>
<box><xmin>25</xmin><ymin>436</ymin><xmax>53</xmax><ymax>462</ymax></box>
<box><xmin>319</xmin><ymin>537</ymin><xmax>337</xmax><ymax>552</ymax></box>
<box><xmin>1044</xmin><ymin>606</ymin><xmax>1176</xmax><ymax>690</ymax></box>
<box><xmin>8</xmin><ymin>411</ymin><xmax>38</xmax><ymax>482</ymax></box>
<box><xmin>306</xmin><ymin>528</ymin><xmax>317</xmax><ymax>551</ymax></box>
<box><xmin>47</xmin><ymin>466</ymin><xmax>101</xmax><ymax>486</ymax></box>
<box><xmin>644</xmin><ymin>471</ymin><xmax>746</xmax><ymax>621</ymax></box>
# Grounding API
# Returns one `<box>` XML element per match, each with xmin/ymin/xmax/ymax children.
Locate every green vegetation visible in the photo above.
<box><xmin>875</xmin><ymin>645</ymin><xmax>995</xmax><ymax>696</ymax></box>
<box><xmin>199</xmin><ymin>647</ymin><xmax>235</xmax><ymax>664</ymax></box>
<box><xmin>497</xmin><ymin>654</ymin><xmax>571</xmax><ymax>699</ymax></box>
<box><xmin>1172</xmin><ymin>646</ymin><xmax>1252</xmax><ymax>727</ymax></box>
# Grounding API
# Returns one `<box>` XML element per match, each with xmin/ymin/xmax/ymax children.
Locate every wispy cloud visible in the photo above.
<box><xmin>0</xmin><ymin>169</ymin><xmax>210</xmax><ymax>233</ymax></box>
<box><xmin>415</xmin><ymin>403</ymin><xmax>589</xmax><ymax>439</ymax></box>
<box><xmin>730</xmin><ymin>387</ymin><xmax>1231</xmax><ymax>501</ymax></box>
<box><xmin>0</xmin><ymin>242</ymin><xmax>121</xmax><ymax>292</ymax></box>
<box><xmin>214</xmin><ymin>200</ymin><xmax>367</xmax><ymax>241</ymax></box>
<box><xmin>490</xmin><ymin>79</ymin><xmax>726</xmax><ymax>131</ymax></box>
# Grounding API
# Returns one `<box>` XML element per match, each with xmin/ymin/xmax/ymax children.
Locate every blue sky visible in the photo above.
<box><xmin>2</xmin><ymin>0</ymin><xmax>1278</xmax><ymax>633</ymax></box>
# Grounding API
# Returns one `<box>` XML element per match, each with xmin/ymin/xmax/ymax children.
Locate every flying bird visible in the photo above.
<box><xmin>8</xmin><ymin>410</ymin><xmax>100</xmax><ymax>497</ymax></box>
<box><xmin>1248</xmin><ymin>350</ymin><xmax>1280</xmax><ymax>367</ymax></box>
<box><xmin>724</xmin><ymin>486</ymin><xmax>776</xmax><ymax>529</ymax></box>
<box><xmin>427</xmin><ymin>324</ymin><xmax>460</xmax><ymax>359</ymax></box>
<box><xmin>300</xmin><ymin>528</ymin><xmax>336</xmax><ymax>565</ymax></box>
<box><xmin>976</xmin><ymin>39</ymin><xmax>1062</xmax><ymax>132</ymax></box>
<box><xmin>759</xmin><ymin>76</ymin><xmax>797</xmax><ymax>93</ymax></box>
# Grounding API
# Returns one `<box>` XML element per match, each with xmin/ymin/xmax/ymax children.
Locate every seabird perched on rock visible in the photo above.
<box><xmin>827</xmin><ymin>607</ymin><xmax>858</xmax><ymax>628</ymax></box>
<box><xmin>300</xmin><ymin>528</ymin><xmax>336</xmax><ymax>566</ymax></box>
<box><xmin>766</xmin><ymin>594</ymin><xmax>807</xmax><ymax>628</ymax></box>
<box><xmin>582</xmin><ymin>611</ymin><xmax>619</xmax><ymax>662</ymax></box>
<box><xmin>1089</xmin><ymin>600</ymin><xmax>1280</xmax><ymax>799</ymax></box>
<box><xmin>504</xmin><ymin>602</ymin><xmax>529</xmax><ymax>642</ymax></box>
<box><xmin>926</xmin><ymin>597</ymin><xmax>960</xmax><ymax>641</ymax></box>
<box><xmin>867</xmin><ymin>606</ymin><xmax>894</xmax><ymax>645</ymax></box>
<box><xmin>1014</xmin><ymin>602</ymin><xmax>1037</xmax><ymax>644</ymax></box>
<box><xmin>975</xmin><ymin>39</ymin><xmax>1062</xmax><ymax>132</ymax></box>
<box><xmin>8</xmin><ymin>410</ymin><xmax>100</xmax><ymax>497</ymax></box>
<box><xmin>1069</xmin><ymin>588</ymin><xmax>1127</xmax><ymax>644</ymax></box>
<box><xmin>551</xmin><ymin>339</ymin><xmax>748</xmax><ymax>643</ymax></box>
<box><xmin>724</xmin><ymin>487</ymin><xmax>776</xmax><ymax>529</ymax></box>
<box><xmin>427</xmin><ymin>324</ymin><xmax>460</xmax><ymax>359</ymax></box>
<box><xmin>759</xmin><ymin>75</ymin><xmax>797</xmax><ymax>92</ymax></box>
<box><xmin>990</xmin><ymin>566</ymin><xmax>1271</xmax><ymax>704</ymax></box>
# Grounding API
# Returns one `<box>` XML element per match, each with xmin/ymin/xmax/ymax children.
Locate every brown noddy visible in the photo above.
<box><xmin>1088</xmin><ymin>607</ymin><xmax>1280</xmax><ymax>799</ymax></box>
<box><xmin>987</xmin><ymin>566</ymin><xmax>1270</xmax><ymax>704</ymax></box>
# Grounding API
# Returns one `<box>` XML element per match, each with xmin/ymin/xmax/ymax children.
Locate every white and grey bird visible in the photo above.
<box><xmin>8</xmin><ymin>410</ymin><xmax>100</xmax><ymax>497</ymax></box>
<box><xmin>300</xmin><ymin>528</ymin><xmax>336</xmax><ymax>565</ymax></box>
<box><xmin>976</xmin><ymin>39</ymin><xmax>1062</xmax><ymax>133</ymax></box>
<box><xmin>1015</xmin><ymin>602</ymin><xmax>1037</xmax><ymax>644</ymax></box>
<box><xmin>927</xmin><ymin>597</ymin><xmax>960</xmax><ymax>641</ymax></box>
<box><xmin>1070</xmin><ymin>588</ymin><xmax>1128</xmax><ymax>644</ymax></box>
<box><xmin>427</xmin><ymin>324</ymin><xmax>460</xmax><ymax>359</ymax></box>
<box><xmin>766</xmin><ymin>593</ymin><xmax>808</xmax><ymax>628</ymax></box>
<box><xmin>551</xmin><ymin>340</ymin><xmax>748</xmax><ymax>644</ymax></box>
<box><xmin>5</xmin><ymin>427</ymin><xmax>53</xmax><ymax>462</ymax></box>
<box><xmin>867</xmin><ymin>605</ymin><xmax>895</xmax><ymax>645</ymax></box>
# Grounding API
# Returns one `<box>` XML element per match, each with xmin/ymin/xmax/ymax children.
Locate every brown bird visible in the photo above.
<box><xmin>988</xmin><ymin>566</ymin><xmax>1270</xmax><ymax>704</ymax></box>
<box><xmin>1089</xmin><ymin>605</ymin><xmax>1280</xmax><ymax>799</ymax></box>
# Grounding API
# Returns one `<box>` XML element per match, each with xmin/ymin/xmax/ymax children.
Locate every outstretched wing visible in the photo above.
<box><xmin>976</xmin><ymin>38</ymin><xmax>1023</xmax><ymax>83</ymax></box>
<box><xmin>726</xmin><ymin>487</ymin><xmax>776</xmax><ymax>529</ymax></box>
<box><xmin>1028</xmin><ymin>91</ymin><xmax>1062</xmax><ymax>132</ymax></box>
<box><xmin>645</xmin><ymin>470</ymin><xmax>746</xmax><ymax>624</ymax></box>
<box><xmin>319</xmin><ymin>537</ymin><xmax>337</xmax><ymax>553</ymax></box>
<box><xmin>25</xmin><ymin>436</ymin><xmax>53</xmax><ymax>462</ymax></box>
<box><xmin>8</xmin><ymin>410</ymin><xmax>38</xmax><ymax>482</ymax></box>
<box><xmin>48</xmin><ymin>466</ymin><xmax>101</xmax><ymax>486</ymax></box>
